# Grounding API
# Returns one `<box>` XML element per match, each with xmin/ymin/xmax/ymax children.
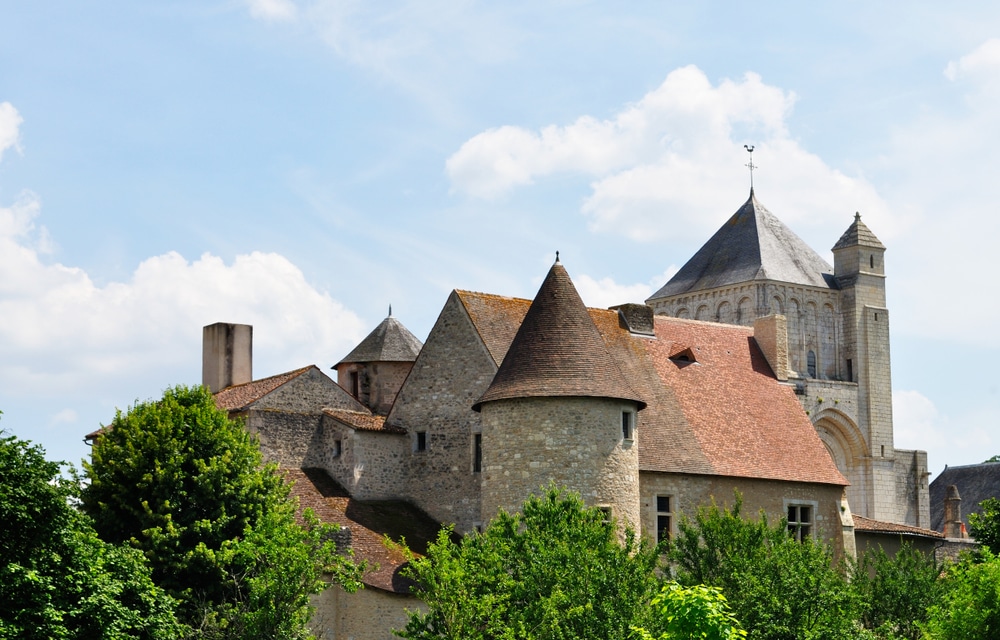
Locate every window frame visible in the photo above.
<box><xmin>655</xmin><ymin>494</ymin><xmax>673</xmax><ymax>543</ymax></box>
<box><xmin>414</xmin><ymin>431</ymin><xmax>427</xmax><ymax>453</ymax></box>
<box><xmin>622</xmin><ymin>409</ymin><xmax>636</xmax><ymax>442</ymax></box>
<box><xmin>784</xmin><ymin>499</ymin><xmax>818</xmax><ymax>542</ymax></box>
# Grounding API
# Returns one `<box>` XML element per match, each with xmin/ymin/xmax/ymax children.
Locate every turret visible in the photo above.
<box><xmin>335</xmin><ymin>308</ymin><xmax>423</xmax><ymax>415</ymax></box>
<box><xmin>473</xmin><ymin>256</ymin><xmax>645</xmax><ymax>533</ymax></box>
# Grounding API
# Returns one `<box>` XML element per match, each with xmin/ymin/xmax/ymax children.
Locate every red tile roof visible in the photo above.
<box><xmin>474</xmin><ymin>261</ymin><xmax>644</xmax><ymax>411</ymax></box>
<box><xmin>322</xmin><ymin>408</ymin><xmax>405</xmax><ymax>434</ymax></box>
<box><xmin>852</xmin><ymin>515</ymin><xmax>944</xmax><ymax>539</ymax></box>
<box><xmin>456</xmin><ymin>291</ymin><xmax>847</xmax><ymax>487</ymax></box>
<box><xmin>284</xmin><ymin>468</ymin><xmax>447</xmax><ymax>593</ymax></box>
<box><xmin>213</xmin><ymin>366</ymin><xmax>314</xmax><ymax>412</ymax></box>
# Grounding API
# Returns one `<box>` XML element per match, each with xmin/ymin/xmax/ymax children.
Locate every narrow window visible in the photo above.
<box><xmin>807</xmin><ymin>351</ymin><xmax>817</xmax><ymax>378</ymax></box>
<box><xmin>881</xmin><ymin>444</ymin><xmax>885</xmax><ymax>457</ymax></box>
<box><xmin>846</xmin><ymin>359</ymin><xmax>853</xmax><ymax>382</ymax></box>
<box><xmin>350</xmin><ymin>370</ymin><xmax>360</xmax><ymax>398</ymax></box>
<box><xmin>870</xmin><ymin>254</ymin><xmax>874</xmax><ymax>269</ymax></box>
<box><xmin>787</xmin><ymin>505</ymin><xmax>812</xmax><ymax>541</ymax></box>
<box><xmin>656</xmin><ymin>495</ymin><xmax>673</xmax><ymax>543</ymax></box>
<box><xmin>333</xmin><ymin>439</ymin><xmax>342</xmax><ymax>458</ymax></box>
<box><xmin>473</xmin><ymin>433</ymin><xmax>482</xmax><ymax>473</ymax></box>
<box><xmin>622</xmin><ymin>410</ymin><xmax>635</xmax><ymax>441</ymax></box>
<box><xmin>415</xmin><ymin>431</ymin><xmax>427</xmax><ymax>452</ymax></box>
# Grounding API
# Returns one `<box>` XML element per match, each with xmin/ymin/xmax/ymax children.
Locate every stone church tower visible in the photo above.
<box><xmin>473</xmin><ymin>256</ymin><xmax>646</xmax><ymax>533</ymax></box>
<box><xmin>646</xmin><ymin>190</ymin><xmax>929</xmax><ymax>527</ymax></box>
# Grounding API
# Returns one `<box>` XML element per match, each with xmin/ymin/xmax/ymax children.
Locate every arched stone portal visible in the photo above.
<box><xmin>813</xmin><ymin>409</ymin><xmax>871</xmax><ymax>519</ymax></box>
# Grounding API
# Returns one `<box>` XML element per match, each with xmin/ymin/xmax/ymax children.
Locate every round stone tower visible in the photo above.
<box><xmin>472</xmin><ymin>256</ymin><xmax>646</xmax><ymax>533</ymax></box>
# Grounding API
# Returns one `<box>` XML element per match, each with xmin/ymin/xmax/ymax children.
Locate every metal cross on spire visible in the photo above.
<box><xmin>744</xmin><ymin>144</ymin><xmax>757</xmax><ymax>191</ymax></box>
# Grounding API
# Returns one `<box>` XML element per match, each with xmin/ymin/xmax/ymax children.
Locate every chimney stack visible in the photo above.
<box><xmin>202</xmin><ymin>323</ymin><xmax>252</xmax><ymax>393</ymax></box>
<box><xmin>943</xmin><ymin>484</ymin><xmax>965</xmax><ymax>538</ymax></box>
<box><xmin>753</xmin><ymin>315</ymin><xmax>790</xmax><ymax>381</ymax></box>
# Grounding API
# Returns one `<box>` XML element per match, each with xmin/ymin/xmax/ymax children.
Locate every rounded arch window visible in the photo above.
<box><xmin>807</xmin><ymin>350</ymin><xmax>817</xmax><ymax>378</ymax></box>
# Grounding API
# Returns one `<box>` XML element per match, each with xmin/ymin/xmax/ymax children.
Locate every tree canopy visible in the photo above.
<box><xmin>80</xmin><ymin>385</ymin><xmax>362</xmax><ymax>639</ymax></box>
<box><xmin>398</xmin><ymin>487</ymin><xmax>666</xmax><ymax>640</ymax></box>
<box><xmin>0</xmin><ymin>428</ymin><xmax>180</xmax><ymax>639</ymax></box>
<box><xmin>667</xmin><ymin>493</ymin><xmax>861</xmax><ymax>640</ymax></box>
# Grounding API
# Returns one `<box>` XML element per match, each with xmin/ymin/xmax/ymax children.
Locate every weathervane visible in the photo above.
<box><xmin>744</xmin><ymin>144</ymin><xmax>757</xmax><ymax>190</ymax></box>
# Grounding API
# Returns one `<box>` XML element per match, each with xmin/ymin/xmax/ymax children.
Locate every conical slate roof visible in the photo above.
<box><xmin>336</xmin><ymin>311</ymin><xmax>423</xmax><ymax>366</ymax></box>
<box><xmin>647</xmin><ymin>190</ymin><xmax>835</xmax><ymax>301</ymax></box>
<box><xmin>832</xmin><ymin>212</ymin><xmax>885</xmax><ymax>251</ymax></box>
<box><xmin>473</xmin><ymin>258</ymin><xmax>645</xmax><ymax>411</ymax></box>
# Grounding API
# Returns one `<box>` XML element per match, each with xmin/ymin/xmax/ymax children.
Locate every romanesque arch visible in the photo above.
<box><xmin>821</xmin><ymin>303</ymin><xmax>838</xmax><ymax>379</ymax></box>
<box><xmin>737</xmin><ymin>297</ymin><xmax>753</xmax><ymax>325</ymax></box>
<box><xmin>717</xmin><ymin>300</ymin><xmax>733</xmax><ymax>324</ymax></box>
<box><xmin>695</xmin><ymin>304</ymin><xmax>708</xmax><ymax>321</ymax></box>
<box><xmin>676</xmin><ymin>307</ymin><xmax>690</xmax><ymax>319</ymax></box>
<box><xmin>771</xmin><ymin>295</ymin><xmax>784</xmax><ymax>316</ymax></box>
<box><xmin>787</xmin><ymin>298</ymin><xmax>802</xmax><ymax>374</ymax></box>
<box><xmin>813</xmin><ymin>408</ymin><xmax>870</xmax><ymax>518</ymax></box>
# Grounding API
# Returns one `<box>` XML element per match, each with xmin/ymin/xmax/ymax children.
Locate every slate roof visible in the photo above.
<box><xmin>647</xmin><ymin>190</ymin><xmax>836</xmax><ymax>301</ymax></box>
<box><xmin>473</xmin><ymin>260</ymin><xmax>645</xmax><ymax>411</ymax></box>
<box><xmin>284</xmin><ymin>468</ymin><xmax>446</xmax><ymax>593</ymax></box>
<box><xmin>322</xmin><ymin>408</ymin><xmax>406</xmax><ymax>434</ymax></box>
<box><xmin>852</xmin><ymin>515</ymin><xmax>944</xmax><ymax>539</ymax></box>
<box><xmin>930</xmin><ymin>462</ymin><xmax>1000</xmax><ymax>532</ymax></box>
<box><xmin>336</xmin><ymin>313</ymin><xmax>423</xmax><ymax>366</ymax></box>
<box><xmin>456</xmin><ymin>289</ymin><xmax>846</xmax><ymax>486</ymax></box>
<box><xmin>832</xmin><ymin>212</ymin><xmax>885</xmax><ymax>251</ymax></box>
<box><xmin>213</xmin><ymin>365</ymin><xmax>314</xmax><ymax>412</ymax></box>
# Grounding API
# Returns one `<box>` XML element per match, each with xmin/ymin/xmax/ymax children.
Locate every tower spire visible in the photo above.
<box><xmin>744</xmin><ymin>144</ymin><xmax>757</xmax><ymax>192</ymax></box>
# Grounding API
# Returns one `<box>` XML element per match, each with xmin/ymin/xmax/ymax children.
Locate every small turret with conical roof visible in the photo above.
<box><xmin>475</xmin><ymin>255</ymin><xmax>644</xmax><ymax>534</ymax></box>
<box><xmin>334</xmin><ymin>307</ymin><xmax>423</xmax><ymax>415</ymax></box>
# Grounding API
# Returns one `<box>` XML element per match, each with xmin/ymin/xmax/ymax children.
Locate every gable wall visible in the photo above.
<box><xmin>307</xmin><ymin>417</ymin><xmax>409</xmax><ymax>500</ymax></box>
<box><xmin>385</xmin><ymin>292</ymin><xmax>499</xmax><ymax>532</ymax></box>
<box><xmin>249</xmin><ymin>367</ymin><xmax>366</xmax><ymax>413</ymax></box>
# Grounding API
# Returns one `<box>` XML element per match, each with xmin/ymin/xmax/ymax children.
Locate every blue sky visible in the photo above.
<box><xmin>1</xmin><ymin>1</ymin><xmax>999</xmax><ymax>479</ymax></box>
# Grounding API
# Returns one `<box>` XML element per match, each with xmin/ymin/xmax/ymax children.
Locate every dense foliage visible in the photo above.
<box><xmin>849</xmin><ymin>543</ymin><xmax>941</xmax><ymax>639</ymax></box>
<box><xmin>969</xmin><ymin>497</ymin><xmax>1000</xmax><ymax>555</ymax></box>
<box><xmin>0</xmin><ymin>428</ymin><xmax>180</xmax><ymax>639</ymax></box>
<box><xmin>632</xmin><ymin>582</ymin><xmax>747</xmax><ymax>640</ymax></box>
<box><xmin>667</xmin><ymin>494</ymin><xmax>862</xmax><ymax>640</ymax></box>
<box><xmin>80</xmin><ymin>386</ymin><xmax>363</xmax><ymax>639</ymax></box>
<box><xmin>920</xmin><ymin>549</ymin><xmax>1000</xmax><ymax>640</ymax></box>
<box><xmin>399</xmin><ymin>487</ymin><xmax>665</xmax><ymax>640</ymax></box>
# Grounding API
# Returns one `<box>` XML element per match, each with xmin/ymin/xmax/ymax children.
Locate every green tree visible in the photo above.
<box><xmin>969</xmin><ymin>497</ymin><xmax>1000</xmax><ymax>555</ymax></box>
<box><xmin>80</xmin><ymin>385</ymin><xmax>363</xmax><ymax>639</ymax></box>
<box><xmin>632</xmin><ymin>582</ymin><xmax>747</xmax><ymax>640</ymax></box>
<box><xmin>398</xmin><ymin>487</ymin><xmax>664</xmax><ymax>640</ymax></box>
<box><xmin>0</xmin><ymin>428</ymin><xmax>180</xmax><ymax>639</ymax></box>
<box><xmin>920</xmin><ymin>549</ymin><xmax>1000</xmax><ymax>640</ymax></box>
<box><xmin>667</xmin><ymin>493</ymin><xmax>862</xmax><ymax>640</ymax></box>
<box><xmin>849</xmin><ymin>543</ymin><xmax>941</xmax><ymax>639</ymax></box>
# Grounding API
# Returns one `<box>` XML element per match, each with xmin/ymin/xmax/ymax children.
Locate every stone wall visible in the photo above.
<box><xmin>310</xmin><ymin>585</ymin><xmax>422</xmax><ymax>640</ymax></box>
<box><xmin>639</xmin><ymin>472</ymin><xmax>849</xmax><ymax>554</ymax></box>
<box><xmin>247</xmin><ymin>409</ymin><xmax>323</xmax><ymax>468</ymax></box>
<box><xmin>385</xmin><ymin>292</ymin><xmax>497</xmax><ymax>532</ymax></box>
<box><xmin>480</xmin><ymin>396</ymin><xmax>641</xmax><ymax>534</ymax></box>
<box><xmin>308</xmin><ymin>415</ymin><xmax>409</xmax><ymax>500</ymax></box>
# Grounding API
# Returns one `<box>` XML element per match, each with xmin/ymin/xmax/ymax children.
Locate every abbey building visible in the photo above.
<box><xmin>198</xmin><ymin>189</ymin><xmax>935</xmax><ymax>639</ymax></box>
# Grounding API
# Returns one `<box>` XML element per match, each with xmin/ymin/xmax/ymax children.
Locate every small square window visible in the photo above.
<box><xmin>598</xmin><ymin>506</ymin><xmax>613</xmax><ymax>525</ymax></box>
<box><xmin>415</xmin><ymin>431</ymin><xmax>427</xmax><ymax>452</ymax></box>
<box><xmin>787</xmin><ymin>504</ymin><xmax>813</xmax><ymax>541</ymax></box>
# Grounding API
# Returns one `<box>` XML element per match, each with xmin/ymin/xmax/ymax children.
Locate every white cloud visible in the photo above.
<box><xmin>246</xmin><ymin>0</ymin><xmax>298</xmax><ymax>22</ymax></box>
<box><xmin>0</xmin><ymin>198</ymin><xmax>366</xmax><ymax>395</ymax></box>
<box><xmin>0</xmin><ymin>102</ymin><xmax>23</xmax><ymax>162</ymax></box>
<box><xmin>446</xmin><ymin>66</ymin><xmax>894</xmax><ymax>243</ymax></box>
<box><xmin>575</xmin><ymin>266</ymin><xmax>679</xmax><ymax>310</ymax></box>
<box><xmin>944</xmin><ymin>38</ymin><xmax>1000</xmax><ymax>81</ymax></box>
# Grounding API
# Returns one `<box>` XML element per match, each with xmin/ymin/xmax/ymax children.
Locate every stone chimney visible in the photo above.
<box><xmin>753</xmin><ymin>314</ymin><xmax>789</xmax><ymax>381</ymax></box>
<box><xmin>203</xmin><ymin>323</ymin><xmax>252</xmax><ymax>393</ymax></box>
<box><xmin>943</xmin><ymin>484</ymin><xmax>965</xmax><ymax>538</ymax></box>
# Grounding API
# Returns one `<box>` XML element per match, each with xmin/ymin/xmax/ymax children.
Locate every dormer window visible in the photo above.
<box><xmin>669</xmin><ymin>347</ymin><xmax>697</xmax><ymax>364</ymax></box>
